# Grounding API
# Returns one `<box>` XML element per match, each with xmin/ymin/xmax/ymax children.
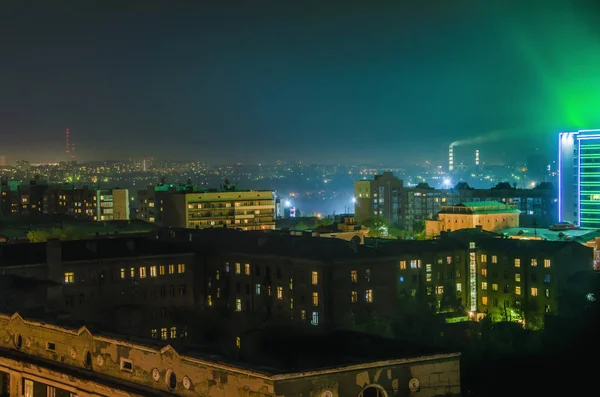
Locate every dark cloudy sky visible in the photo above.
<box><xmin>2</xmin><ymin>0</ymin><xmax>600</xmax><ymax>164</ymax></box>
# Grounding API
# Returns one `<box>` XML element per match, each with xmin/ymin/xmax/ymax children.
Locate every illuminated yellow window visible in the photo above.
<box><xmin>481</xmin><ymin>282</ymin><xmax>487</xmax><ymax>290</ymax></box>
<box><xmin>235</xmin><ymin>263</ymin><xmax>241</xmax><ymax>275</ymax></box>
<box><xmin>351</xmin><ymin>270</ymin><xmax>358</xmax><ymax>282</ymax></box>
<box><xmin>120</xmin><ymin>268</ymin><xmax>125</xmax><ymax>279</ymax></box>
<box><xmin>178</xmin><ymin>263</ymin><xmax>185</xmax><ymax>274</ymax></box>
<box><xmin>168</xmin><ymin>264</ymin><xmax>175</xmax><ymax>274</ymax></box>
<box><xmin>64</xmin><ymin>272</ymin><xmax>75</xmax><ymax>284</ymax></box>
<box><xmin>277</xmin><ymin>287</ymin><xmax>283</xmax><ymax>299</ymax></box>
<box><xmin>311</xmin><ymin>271</ymin><xmax>318</xmax><ymax>285</ymax></box>
<box><xmin>491</xmin><ymin>255</ymin><xmax>497</xmax><ymax>264</ymax></box>
<box><xmin>482</xmin><ymin>296</ymin><xmax>488</xmax><ymax>305</ymax></box>
<box><xmin>481</xmin><ymin>254</ymin><xmax>487</xmax><ymax>263</ymax></box>
<box><xmin>244</xmin><ymin>263</ymin><xmax>250</xmax><ymax>276</ymax></box>
<box><xmin>435</xmin><ymin>286</ymin><xmax>443</xmax><ymax>295</ymax></box>
<box><xmin>492</xmin><ymin>283</ymin><xmax>498</xmax><ymax>291</ymax></box>
<box><xmin>515</xmin><ymin>286</ymin><xmax>521</xmax><ymax>295</ymax></box>
<box><xmin>150</xmin><ymin>266</ymin><xmax>157</xmax><ymax>277</ymax></box>
<box><xmin>531</xmin><ymin>287</ymin><xmax>538</xmax><ymax>297</ymax></box>
<box><xmin>366</xmin><ymin>289</ymin><xmax>374</xmax><ymax>302</ymax></box>
<box><xmin>130</xmin><ymin>267</ymin><xmax>135</xmax><ymax>278</ymax></box>
<box><xmin>515</xmin><ymin>273</ymin><xmax>521</xmax><ymax>282</ymax></box>
<box><xmin>399</xmin><ymin>260</ymin><xmax>406</xmax><ymax>270</ymax></box>
<box><xmin>159</xmin><ymin>265</ymin><xmax>165</xmax><ymax>275</ymax></box>
<box><xmin>207</xmin><ymin>295</ymin><xmax>212</xmax><ymax>306</ymax></box>
<box><xmin>481</xmin><ymin>268</ymin><xmax>487</xmax><ymax>277</ymax></box>
<box><xmin>351</xmin><ymin>291</ymin><xmax>358</xmax><ymax>302</ymax></box>
<box><xmin>170</xmin><ymin>327</ymin><xmax>177</xmax><ymax>339</ymax></box>
<box><xmin>531</xmin><ymin>258</ymin><xmax>537</xmax><ymax>267</ymax></box>
<box><xmin>216</xmin><ymin>270</ymin><xmax>220</xmax><ymax>280</ymax></box>
<box><xmin>544</xmin><ymin>259</ymin><xmax>551</xmax><ymax>268</ymax></box>
<box><xmin>514</xmin><ymin>258</ymin><xmax>521</xmax><ymax>267</ymax></box>
<box><xmin>236</xmin><ymin>336</ymin><xmax>241</xmax><ymax>348</ymax></box>
<box><xmin>235</xmin><ymin>298</ymin><xmax>242</xmax><ymax>311</ymax></box>
<box><xmin>139</xmin><ymin>266</ymin><xmax>147</xmax><ymax>278</ymax></box>
<box><xmin>312</xmin><ymin>292</ymin><xmax>319</xmax><ymax>306</ymax></box>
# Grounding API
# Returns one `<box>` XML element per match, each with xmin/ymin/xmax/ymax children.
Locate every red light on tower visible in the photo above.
<box><xmin>65</xmin><ymin>128</ymin><xmax>75</xmax><ymax>159</ymax></box>
<box><xmin>65</xmin><ymin>128</ymin><xmax>70</xmax><ymax>154</ymax></box>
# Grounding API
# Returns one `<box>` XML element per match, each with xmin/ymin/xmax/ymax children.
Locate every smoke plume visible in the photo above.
<box><xmin>450</xmin><ymin>130</ymin><xmax>509</xmax><ymax>147</ymax></box>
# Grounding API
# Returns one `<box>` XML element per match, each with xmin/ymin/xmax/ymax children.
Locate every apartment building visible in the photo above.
<box><xmin>138</xmin><ymin>183</ymin><xmax>275</xmax><ymax>231</ymax></box>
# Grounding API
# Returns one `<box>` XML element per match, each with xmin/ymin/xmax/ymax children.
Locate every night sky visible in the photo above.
<box><xmin>2</xmin><ymin>1</ymin><xmax>600</xmax><ymax>164</ymax></box>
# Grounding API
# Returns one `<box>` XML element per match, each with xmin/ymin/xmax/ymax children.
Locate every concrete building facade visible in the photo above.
<box><xmin>425</xmin><ymin>201</ymin><xmax>520</xmax><ymax>238</ymax></box>
<box><xmin>0</xmin><ymin>313</ymin><xmax>461</xmax><ymax>397</ymax></box>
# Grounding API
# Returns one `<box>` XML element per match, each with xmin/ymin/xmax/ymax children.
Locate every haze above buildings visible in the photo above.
<box><xmin>4</xmin><ymin>1</ymin><xmax>600</xmax><ymax>163</ymax></box>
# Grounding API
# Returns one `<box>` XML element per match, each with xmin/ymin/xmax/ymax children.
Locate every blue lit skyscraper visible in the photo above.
<box><xmin>559</xmin><ymin>129</ymin><xmax>600</xmax><ymax>229</ymax></box>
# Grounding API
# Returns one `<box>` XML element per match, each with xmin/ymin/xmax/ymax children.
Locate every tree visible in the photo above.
<box><xmin>363</xmin><ymin>217</ymin><xmax>389</xmax><ymax>237</ymax></box>
<box><xmin>294</xmin><ymin>221</ymin><xmax>309</xmax><ymax>230</ymax></box>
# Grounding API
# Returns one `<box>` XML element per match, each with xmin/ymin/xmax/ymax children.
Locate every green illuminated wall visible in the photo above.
<box><xmin>578</xmin><ymin>141</ymin><xmax>600</xmax><ymax>228</ymax></box>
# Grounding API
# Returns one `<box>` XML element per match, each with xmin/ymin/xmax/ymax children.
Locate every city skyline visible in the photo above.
<box><xmin>3</xmin><ymin>1</ymin><xmax>600</xmax><ymax>163</ymax></box>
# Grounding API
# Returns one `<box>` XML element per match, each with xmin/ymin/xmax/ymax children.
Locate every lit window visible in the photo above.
<box><xmin>481</xmin><ymin>254</ymin><xmax>487</xmax><ymax>263</ymax></box>
<box><xmin>170</xmin><ymin>327</ymin><xmax>177</xmax><ymax>339</ymax></box>
<box><xmin>216</xmin><ymin>288</ymin><xmax>220</xmax><ymax>298</ymax></box>
<box><xmin>216</xmin><ymin>270</ymin><xmax>220</xmax><ymax>280</ymax></box>
<box><xmin>256</xmin><ymin>284</ymin><xmax>261</xmax><ymax>295</ymax></box>
<box><xmin>426</xmin><ymin>264</ymin><xmax>432</xmax><ymax>272</ymax></box>
<box><xmin>410</xmin><ymin>259</ymin><xmax>418</xmax><ymax>269</ymax></box>
<box><xmin>545</xmin><ymin>288</ymin><xmax>550</xmax><ymax>298</ymax></box>
<box><xmin>399</xmin><ymin>260</ymin><xmax>407</xmax><ymax>270</ymax></box>
<box><xmin>544</xmin><ymin>259</ymin><xmax>551</xmax><ymax>268</ymax></box>
<box><xmin>47</xmin><ymin>386</ymin><xmax>57</xmax><ymax>397</ymax></box>
<box><xmin>235</xmin><ymin>298</ymin><xmax>242</xmax><ymax>311</ymax></box>
<box><xmin>514</xmin><ymin>258</ymin><xmax>521</xmax><ymax>267</ymax></box>
<box><xmin>446</xmin><ymin>256</ymin><xmax>452</xmax><ymax>264</ymax></box>
<box><xmin>290</xmin><ymin>297</ymin><xmax>294</xmax><ymax>309</ymax></box>
<box><xmin>311</xmin><ymin>271</ymin><xmax>318</xmax><ymax>285</ymax></box>
<box><xmin>312</xmin><ymin>292</ymin><xmax>319</xmax><ymax>306</ymax></box>
<box><xmin>151</xmin><ymin>329</ymin><xmax>157</xmax><ymax>339</ymax></box>
<box><xmin>139</xmin><ymin>266</ymin><xmax>147</xmax><ymax>278</ymax></box>
<box><xmin>491</xmin><ymin>255</ymin><xmax>497</xmax><ymax>264</ymax></box>
<box><xmin>481</xmin><ymin>268</ymin><xmax>487</xmax><ymax>277</ymax></box>
<box><xmin>289</xmin><ymin>278</ymin><xmax>293</xmax><ymax>290</ymax></box>
<box><xmin>235</xmin><ymin>263</ymin><xmax>241</xmax><ymax>275</ymax></box>
<box><xmin>482</xmin><ymin>296</ymin><xmax>488</xmax><ymax>305</ymax></box>
<box><xmin>300</xmin><ymin>310</ymin><xmax>306</xmax><ymax>320</ymax></box>
<box><xmin>492</xmin><ymin>283</ymin><xmax>498</xmax><ymax>291</ymax></box>
<box><xmin>351</xmin><ymin>291</ymin><xmax>358</xmax><ymax>302</ymax></box>
<box><xmin>531</xmin><ymin>258</ymin><xmax>537</xmax><ymax>267</ymax></box>
<box><xmin>515</xmin><ymin>286</ymin><xmax>521</xmax><ymax>295</ymax></box>
<box><xmin>531</xmin><ymin>287</ymin><xmax>538</xmax><ymax>297</ymax></box>
<box><xmin>311</xmin><ymin>311</ymin><xmax>319</xmax><ymax>326</ymax></box>
<box><xmin>366</xmin><ymin>289</ymin><xmax>373</xmax><ymax>302</ymax></box>
<box><xmin>120</xmin><ymin>268</ymin><xmax>125</xmax><ymax>279</ymax></box>
<box><xmin>24</xmin><ymin>379</ymin><xmax>33</xmax><ymax>397</ymax></box>
<box><xmin>150</xmin><ymin>266</ymin><xmax>157</xmax><ymax>277</ymax></box>
<box><xmin>168</xmin><ymin>264</ymin><xmax>175</xmax><ymax>274</ymax></box>
<box><xmin>456</xmin><ymin>283</ymin><xmax>462</xmax><ymax>292</ymax></box>
<box><xmin>207</xmin><ymin>295</ymin><xmax>212</xmax><ymax>306</ymax></box>
<box><xmin>515</xmin><ymin>273</ymin><xmax>521</xmax><ymax>282</ymax></box>
<box><xmin>64</xmin><ymin>272</ymin><xmax>75</xmax><ymax>284</ymax></box>
<box><xmin>435</xmin><ymin>286</ymin><xmax>443</xmax><ymax>295</ymax></box>
<box><xmin>130</xmin><ymin>267</ymin><xmax>135</xmax><ymax>278</ymax></box>
<box><xmin>236</xmin><ymin>336</ymin><xmax>241</xmax><ymax>349</ymax></box>
<box><xmin>159</xmin><ymin>265</ymin><xmax>165</xmax><ymax>275</ymax></box>
<box><xmin>178</xmin><ymin>263</ymin><xmax>185</xmax><ymax>274</ymax></box>
<box><xmin>481</xmin><ymin>282</ymin><xmax>487</xmax><ymax>290</ymax></box>
<box><xmin>225</xmin><ymin>262</ymin><xmax>230</xmax><ymax>273</ymax></box>
<box><xmin>244</xmin><ymin>263</ymin><xmax>250</xmax><ymax>276</ymax></box>
<box><xmin>469</xmin><ymin>242</ymin><xmax>476</xmax><ymax>249</ymax></box>
<box><xmin>277</xmin><ymin>286</ymin><xmax>283</xmax><ymax>299</ymax></box>
<box><xmin>351</xmin><ymin>270</ymin><xmax>358</xmax><ymax>282</ymax></box>
<box><xmin>160</xmin><ymin>328</ymin><xmax>167</xmax><ymax>340</ymax></box>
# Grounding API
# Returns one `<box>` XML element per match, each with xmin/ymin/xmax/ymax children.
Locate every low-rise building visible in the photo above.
<box><xmin>426</xmin><ymin>201</ymin><xmax>520</xmax><ymax>238</ymax></box>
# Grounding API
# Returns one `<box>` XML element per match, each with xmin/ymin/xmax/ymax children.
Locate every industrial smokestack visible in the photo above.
<box><xmin>449</xmin><ymin>144</ymin><xmax>454</xmax><ymax>171</ymax></box>
<box><xmin>475</xmin><ymin>149</ymin><xmax>480</xmax><ymax>166</ymax></box>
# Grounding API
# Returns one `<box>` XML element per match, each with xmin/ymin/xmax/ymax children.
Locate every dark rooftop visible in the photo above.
<box><xmin>0</xmin><ymin>236</ymin><xmax>194</xmax><ymax>267</ymax></box>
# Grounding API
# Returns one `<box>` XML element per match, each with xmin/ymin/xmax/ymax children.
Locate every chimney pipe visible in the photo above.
<box><xmin>449</xmin><ymin>144</ymin><xmax>454</xmax><ymax>171</ymax></box>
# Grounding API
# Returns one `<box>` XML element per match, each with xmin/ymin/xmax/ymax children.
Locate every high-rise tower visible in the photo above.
<box><xmin>65</xmin><ymin>128</ymin><xmax>75</xmax><ymax>159</ymax></box>
<box><xmin>559</xmin><ymin>129</ymin><xmax>600</xmax><ymax>228</ymax></box>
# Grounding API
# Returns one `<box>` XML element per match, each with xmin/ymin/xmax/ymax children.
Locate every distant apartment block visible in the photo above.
<box><xmin>354</xmin><ymin>173</ymin><xmax>556</xmax><ymax>233</ymax></box>
<box><xmin>138</xmin><ymin>182</ymin><xmax>275</xmax><ymax>231</ymax></box>
<box><xmin>0</xmin><ymin>179</ymin><xmax>129</xmax><ymax>221</ymax></box>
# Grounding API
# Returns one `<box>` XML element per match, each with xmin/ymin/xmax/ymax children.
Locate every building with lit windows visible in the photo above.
<box><xmin>559</xmin><ymin>129</ymin><xmax>600</xmax><ymax>229</ymax></box>
<box><xmin>354</xmin><ymin>172</ymin><xmax>403</xmax><ymax>225</ymax></box>
<box><xmin>138</xmin><ymin>183</ymin><xmax>275</xmax><ymax>231</ymax></box>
